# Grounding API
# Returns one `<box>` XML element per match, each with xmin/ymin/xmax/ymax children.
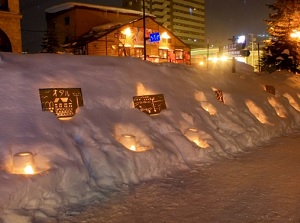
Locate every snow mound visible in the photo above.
<box><xmin>0</xmin><ymin>52</ymin><xmax>300</xmax><ymax>221</ymax></box>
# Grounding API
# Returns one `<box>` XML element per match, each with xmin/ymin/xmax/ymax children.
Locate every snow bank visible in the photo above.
<box><xmin>0</xmin><ymin>52</ymin><xmax>300</xmax><ymax>221</ymax></box>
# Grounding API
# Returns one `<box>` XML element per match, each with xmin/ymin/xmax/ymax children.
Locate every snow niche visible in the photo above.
<box><xmin>245</xmin><ymin>99</ymin><xmax>270</xmax><ymax>124</ymax></box>
<box><xmin>136</xmin><ymin>82</ymin><xmax>156</xmax><ymax>95</ymax></box>
<box><xmin>267</xmin><ymin>97</ymin><xmax>287</xmax><ymax>118</ymax></box>
<box><xmin>183</xmin><ymin>128</ymin><xmax>209</xmax><ymax>149</ymax></box>
<box><xmin>283</xmin><ymin>93</ymin><xmax>300</xmax><ymax>112</ymax></box>
<box><xmin>194</xmin><ymin>91</ymin><xmax>217</xmax><ymax>116</ymax></box>
<box><xmin>114</xmin><ymin>123</ymin><xmax>153</xmax><ymax>152</ymax></box>
<box><xmin>5</xmin><ymin>144</ymin><xmax>52</xmax><ymax>175</ymax></box>
<box><xmin>180</xmin><ymin>112</ymin><xmax>211</xmax><ymax>149</ymax></box>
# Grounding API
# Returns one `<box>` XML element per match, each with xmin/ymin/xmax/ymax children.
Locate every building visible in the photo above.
<box><xmin>45</xmin><ymin>2</ymin><xmax>191</xmax><ymax>64</ymax></box>
<box><xmin>122</xmin><ymin>0</ymin><xmax>205</xmax><ymax>49</ymax></box>
<box><xmin>0</xmin><ymin>0</ymin><xmax>22</xmax><ymax>53</ymax></box>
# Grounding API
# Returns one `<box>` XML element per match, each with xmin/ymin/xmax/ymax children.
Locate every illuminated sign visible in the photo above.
<box><xmin>133</xmin><ymin>94</ymin><xmax>166</xmax><ymax>115</ymax></box>
<box><xmin>222</xmin><ymin>35</ymin><xmax>247</xmax><ymax>54</ymax></box>
<box><xmin>237</xmin><ymin>35</ymin><xmax>246</xmax><ymax>44</ymax></box>
<box><xmin>149</xmin><ymin>32</ymin><xmax>160</xmax><ymax>43</ymax></box>
<box><xmin>39</xmin><ymin>88</ymin><xmax>83</xmax><ymax>118</ymax></box>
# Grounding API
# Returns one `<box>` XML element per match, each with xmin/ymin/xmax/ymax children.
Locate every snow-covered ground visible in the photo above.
<box><xmin>58</xmin><ymin>135</ymin><xmax>300</xmax><ymax>222</ymax></box>
<box><xmin>0</xmin><ymin>52</ymin><xmax>300</xmax><ymax>222</ymax></box>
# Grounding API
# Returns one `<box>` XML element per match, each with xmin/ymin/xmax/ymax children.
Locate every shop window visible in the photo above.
<box><xmin>175</xmin><ymin>50</ymin><xmax>183</xmax><ymax>60</ymax></box>
<box><xmin>119</xmin><ymin>47</ymin><xmax>130</xmax><ymax>56</ymax></box>
<box><xmin>159</xmin><ymin>49</ymin><xmax>168</xmax><ymax>59</ymax></box>
<box><xmin>134</xmin><ymin>48</ymin><xmax>144</xmax><ymax>58</ymax></box>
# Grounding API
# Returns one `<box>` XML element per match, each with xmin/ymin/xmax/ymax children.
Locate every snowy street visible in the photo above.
<box><xmin>59</xmin><ymin>134</ymin><xmax>300</xmax><ymax>223</ymax></box>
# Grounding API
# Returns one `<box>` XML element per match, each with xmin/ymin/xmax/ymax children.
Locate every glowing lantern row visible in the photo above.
<box><xmin>12</xmin><ymin>152</ymin><xmax>35</xmax><ymax>175</ymax></box>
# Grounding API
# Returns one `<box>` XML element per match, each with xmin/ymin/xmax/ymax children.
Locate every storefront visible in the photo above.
<box><xmin>67</xmin><ymin>17</ymin><xmax>191</xmax><ymax>64</ymax></box>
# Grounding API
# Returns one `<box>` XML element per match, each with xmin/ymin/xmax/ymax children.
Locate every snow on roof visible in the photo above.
<box><xmin>45</xmin><ymin>2</ymin><xmax>155</xmax><ymax>17</ymax></box>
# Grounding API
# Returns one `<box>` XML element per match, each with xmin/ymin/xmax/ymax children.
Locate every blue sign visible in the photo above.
<box><xmin>149</xmin><ymin>32</ymin><xmax>160</xmax><ymax>43</ymax></box>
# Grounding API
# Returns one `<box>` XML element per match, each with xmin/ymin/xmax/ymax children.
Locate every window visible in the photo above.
<box><xmin>175</xmin><ymin>50</ymin><xmax>183</xmax><ymax>60</ymax></box>
<box><xmin>118</xmin><ymin>47</ymin><xmax>130</xmax><ymax>56</ymax></box>
<box><xmin>159</xmin><ymin>49</ymin><xmax>168</xmax><ymax>59</ymax></box>
<box><xmin>134</xmin><ymin>48</ymin><xmax>144</xmax><ymax>58</ymax></box>
<box><xmin>0</xmin><ymin>0</ymin><xmax>8</xmax><ymax>11</ymax></box>
<box><xmin>64</xmin><ymin>16</ymin><xmax>70</xmax><ymax>25</ymax></box>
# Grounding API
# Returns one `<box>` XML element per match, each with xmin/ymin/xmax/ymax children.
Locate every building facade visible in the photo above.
<box><xmin>45</xmin><ymin>2</ymin><xmax>191</xmax><ymax>64</ymax></box>
<box><xmin>0</xmin><ymin>0</ymin><xmax>22</xmax><ymax>53</ymax></box>
<box><xmin>122</xmin><ymin>0</ymin><xmax>205</xmax><ymax>49</ymax></box>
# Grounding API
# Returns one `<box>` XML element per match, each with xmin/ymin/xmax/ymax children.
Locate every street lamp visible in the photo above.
<box><xmin>290</xmin><ymin>30</ymin><xmax>300</xmax><ymax>39</ymax></box>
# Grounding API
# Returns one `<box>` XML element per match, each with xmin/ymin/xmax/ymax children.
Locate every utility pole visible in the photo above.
<box><xmin>228</xmin><ymin>36</ymin><xmax>236</xmax><ymax>73</ymax></box>
<box><xmin>143</xmin><ymin>0</ymin><xmax>147</xmax><ymax>61</ymax></box>
<box><xmin>258</xmin><ymin>42</ymin><xmax>261</xmax><ymax>72</ymax></box>
<box><xmin>249</xmin><ymin>33</ymin><xmax>255</xmax><ymax>67</ymax></box>
<box><xmin>206</xmin><ymin>38</ymin><xmax>209</xmax><ymax>69</ymax></box>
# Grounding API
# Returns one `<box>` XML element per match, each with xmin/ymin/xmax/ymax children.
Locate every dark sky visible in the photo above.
<box><xmin>205</xmin><ymin>0</ymin><xmax>274</xmax><ymax>46</ymax></box>
<box><xmin>20</xmin><ymin>0</ymin><xmax>122</xmax><ymax>52</ymax></box>
<box><xmin>20</xmin><ymin>0</ymin><xmax>274</xmax><ymax>52</ymax></box>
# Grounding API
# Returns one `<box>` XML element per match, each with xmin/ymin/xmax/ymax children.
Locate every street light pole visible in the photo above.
<box><xmin>229</xmin><ymin>36</ymin><xmax>236</xmax><ymax>73</ymax></box>
<box><xmin>249</xmin><ymin>33</ymin><xmax>255</xmax><ymax>66</ymax></box>
<box><xmin>206</xmin><ymin>38</ymin><xmax>209</xmax><ymax>69</ymax></box>
<box><xmin>143</xmin><ymin>0</ymin><xmax>146</xmax><ymax>61</ymax></box>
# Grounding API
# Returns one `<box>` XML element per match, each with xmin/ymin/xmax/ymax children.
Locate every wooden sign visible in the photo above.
<box><xmin>133</xmin><ymin>94</ymin><xmax>166</xmax><ymax>115</ymax></box>
<box><xmin>39</xmin><ymin>88</ymin><xmax>83</xmax><ymax>118</ymax></box>
<box><xmin>214</xmin><ymin>90</ymin><xmax>224</xmax><ymax>103</ymax></box>
<box><xmin>265</xmin><ymin>85</ymin><xmax>275</xmax><ymax>95</ymax></box>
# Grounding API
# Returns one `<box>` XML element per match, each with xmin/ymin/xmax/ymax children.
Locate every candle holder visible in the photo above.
<box><xmin>12</xmin><ymin>152</ymin><xmax>35</xmax><ymax>175</ymax></box>
<box><xmin>184</xmin><ymin>128</ymin><xmax>200</xmax><ymax>146</ymax></box>
<box><xmin>119</xmin><ymin>134</ymin><xmax>137</xmax><ymax>151</ymax></box>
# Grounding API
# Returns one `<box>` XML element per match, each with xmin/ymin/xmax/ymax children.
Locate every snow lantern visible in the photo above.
<box><xmin>184</xmin><ymin>128</ymin><xmax>200</xmax><ymax>146</ymax></box>
<box><xmin>200</xmin><ymin>101</ymin><xmax>217</xmax><ymax>115</ymax></box>
<box><xmin>12</xmin><ymin>152</ymin><xmax>35</xmax><ymax>175</ymax></box>
<box><xmin>119</xmin><ymin>134</ymin><xmax>137</xmax><ymax>151</ymax></box>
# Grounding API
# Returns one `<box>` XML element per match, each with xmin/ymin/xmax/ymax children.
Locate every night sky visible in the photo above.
<box><xmin>19</xmin><ymin>0</ymin><xmax>274</xmax><ymax>52</ymax></box>
<box><xmin>205</xmin><ymin>0</ymin><xmax>274</xmax><ymax>46</ymax></box>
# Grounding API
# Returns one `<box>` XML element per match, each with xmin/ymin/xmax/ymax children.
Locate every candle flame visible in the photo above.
<box><xmin>129</xmin><ymin>145</ymin><xmax>136</xmax><ymax>151</ymax></box>
<box><xmin>24</xmin><ymin>165</ymin><xmax>34</xmax><ymax>174</ymax></box>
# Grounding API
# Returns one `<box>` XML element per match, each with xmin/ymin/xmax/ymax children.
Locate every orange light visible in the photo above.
<box><xmin>24</xmin><ymin>165</ymin><xmax>35</xmax><ymax>175</ymax></box>
<box><xmin>161</xmin><ymin>32</ymin><xmax>170</xmax><ymax>39</ymax></box>
<box><xmin>119</xmin><ymin>134</ymin><xmax>137</xmax><ymax>151</ymax></box>
<box><xmin>12</xmin><ymin>152</ymin><xmax>36</xmax><ymax>175</ymax></box>
<box><xmin>122</xmin><ymin>28</ymin><xmax>132</xmax><ymax>37</ymax></box>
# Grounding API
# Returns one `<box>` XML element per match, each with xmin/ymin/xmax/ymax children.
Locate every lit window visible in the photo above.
<box><xmin>134</xmin><ymin>48</ymin><xmax>144</xmax><ymax>58</ymax></box>
<box><xmin>159</xmin><ymin>49</ymin><xmax>168</xmax><ymax>59</ymax></box>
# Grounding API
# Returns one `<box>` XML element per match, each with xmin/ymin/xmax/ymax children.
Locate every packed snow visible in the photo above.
<box><xmin>0</xmin><ymin>52</ymin><xmax>300</xmax><ymax>222</ymax></box>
